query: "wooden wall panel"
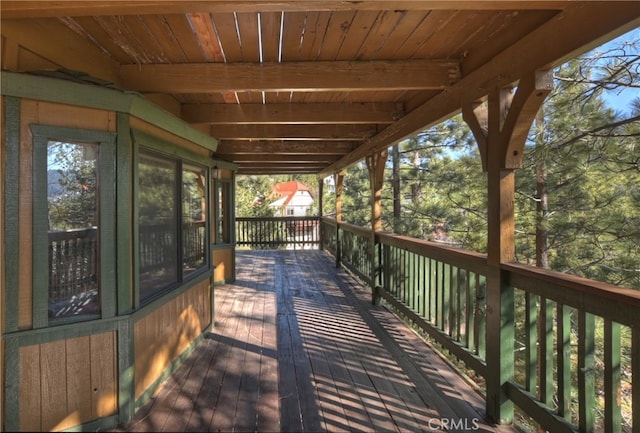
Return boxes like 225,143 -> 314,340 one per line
1,35 -> 19,70
214,248 -> 234,282
134,279 -> 211,398
65,336 -> 93,425
18,47 -> 59,71
130,116 -> 210,157
0,36 -> 58,72
90,332 -> 118,418
34,101 -> 117,132
18,345 -> 41,431
18,331 -> 118,431
40,340 -> 68,431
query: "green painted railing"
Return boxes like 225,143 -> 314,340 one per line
320,217 -> 640,433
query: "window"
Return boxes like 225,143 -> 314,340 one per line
215,180 -> 232,244
138,151 -> 208,303
32,125 -> 116,326
47,141 -> 100,319
182,163 -> 207,275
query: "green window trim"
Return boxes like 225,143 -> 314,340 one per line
132,130 -> 213,308
31,124 -> 117,328
214,178 -> 234,246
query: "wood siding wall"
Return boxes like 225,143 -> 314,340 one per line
134,279 -> 211,399
213,248 -> 234,283
19,332 -> 118,431
2,82 -> 222,431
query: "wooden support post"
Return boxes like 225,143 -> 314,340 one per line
366,149 -> 387,304
318,177 -> 324,250
334,172 -> 344,268
485,163 -> 516,424
464,70 -> 552,425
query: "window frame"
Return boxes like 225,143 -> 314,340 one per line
31,125 -> 117,328
214,178 -> 234,246
133,130 -> 213,308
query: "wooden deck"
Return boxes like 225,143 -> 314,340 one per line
110,250 -> 517,433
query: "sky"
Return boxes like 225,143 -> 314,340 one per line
595,27 -> 640,115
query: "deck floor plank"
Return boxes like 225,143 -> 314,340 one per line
109,250 -> 517,433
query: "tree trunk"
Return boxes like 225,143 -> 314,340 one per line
535,109 -> 549,269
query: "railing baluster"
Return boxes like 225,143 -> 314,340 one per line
525,292 -> 537,393
418,256 -> 427,318
449,265 -> 456,338
578,311 -> 596,433
603,319 -> 621,433
539,297 -> 554,407
411,251 -> 415,311
435,261 -> 442,328
556,303 -> 572,422
633,328 -> 639,433
467,271 -> 475,352
443,262 -> 451,335
476,274 -> 486,360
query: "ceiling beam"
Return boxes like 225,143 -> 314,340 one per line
0,1 -> 571,18
119,60 -> 460,93
217,154 -> 342,163
318,1 -> 640,178
210,124 -> 377,141
236,162 -> 327,173
183,102 -> 403,125
216,140 -> 357,155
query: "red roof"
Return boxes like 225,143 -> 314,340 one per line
271,181 -> 314,209
272,181 -> 312,197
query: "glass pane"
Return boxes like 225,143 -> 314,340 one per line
216,182 -> 230,244
182,164 -> 207,275
138,153 -> 178,301
47,141 -> 100,319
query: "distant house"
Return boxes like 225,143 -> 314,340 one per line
269,181 -> 315,216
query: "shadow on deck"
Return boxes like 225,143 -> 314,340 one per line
110,250 -> 517,433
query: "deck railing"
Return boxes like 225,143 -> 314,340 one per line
236,216 -> 320,249
50,221 -> 206,300
320,216 -> 639,433
48,227 -> 99,304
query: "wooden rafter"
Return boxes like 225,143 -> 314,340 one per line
209,124 -> 378,141
215,140 -> 357,155
0,1 -> 572,19
318,1 -> 640,178
216,154 -> 342,163
119,60 -> 461,93
182,102 -> 403,125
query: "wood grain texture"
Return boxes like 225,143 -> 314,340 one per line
110,250 -> 515,433
134,279 -> 210,399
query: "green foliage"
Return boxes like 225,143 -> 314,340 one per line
47,141 -> 98,231
235,175 -> 275,217
515,57 -> 640,289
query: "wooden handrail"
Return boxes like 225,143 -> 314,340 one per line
320,219 -> 638,433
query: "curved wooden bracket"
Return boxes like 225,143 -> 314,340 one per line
501,70 -> 553,168
462,100 -> 489,171
463,70 -> 552,171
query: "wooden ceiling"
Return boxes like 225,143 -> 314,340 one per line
2,1 -> 639,176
